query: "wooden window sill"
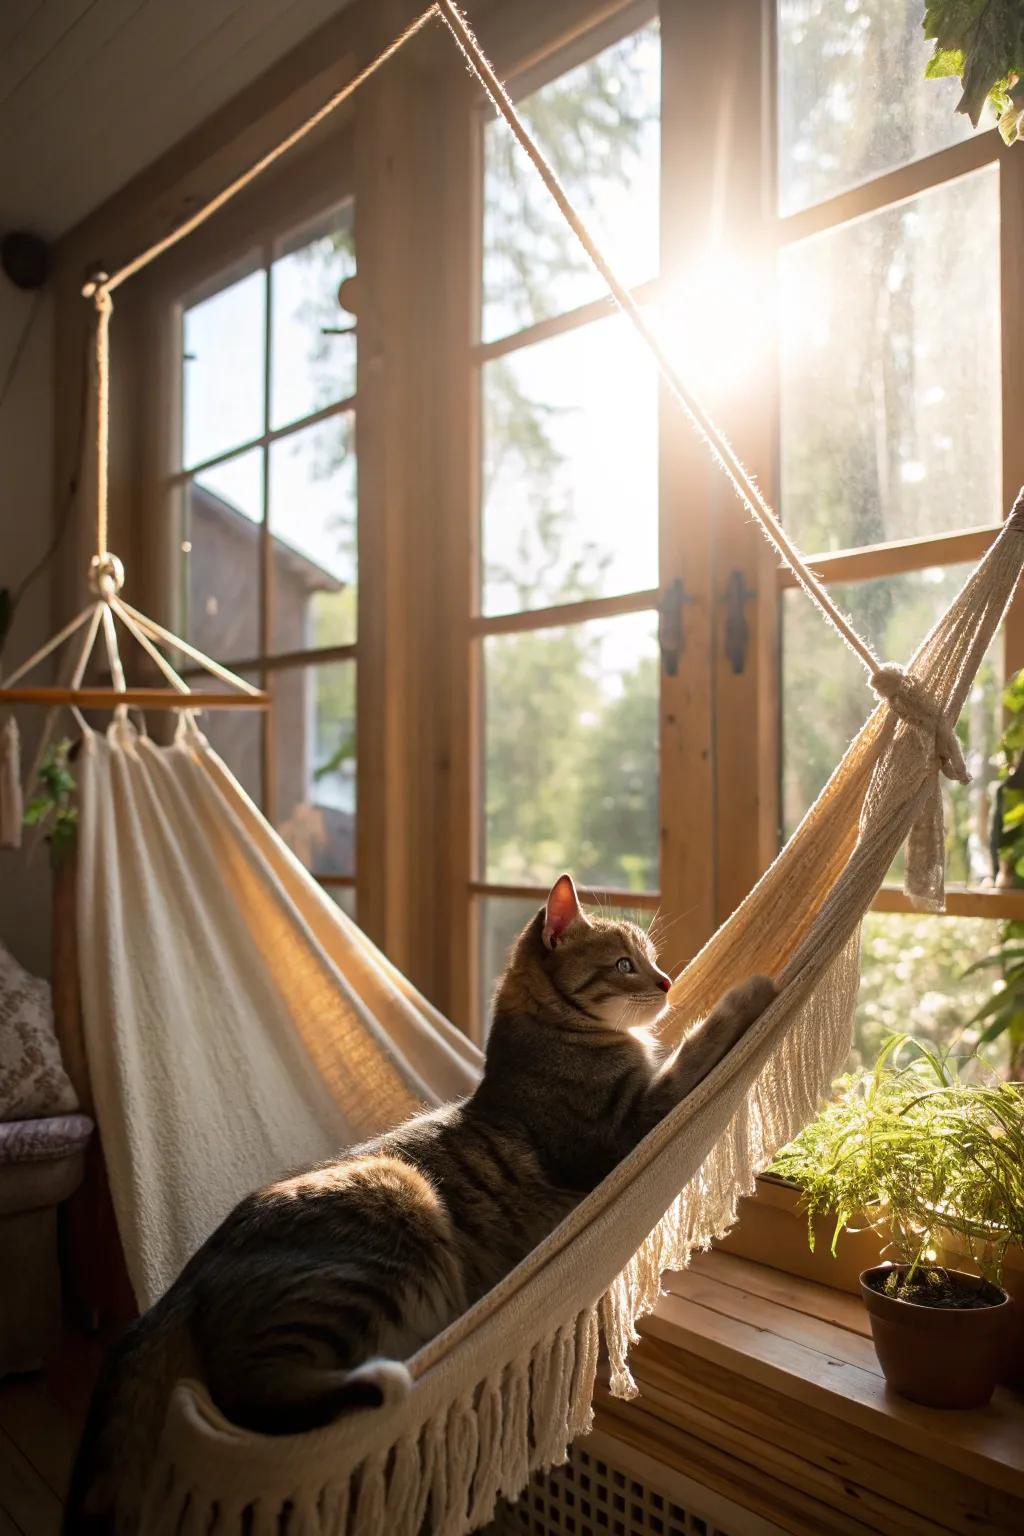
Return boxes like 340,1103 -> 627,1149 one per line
593,1252 -> 1024,1536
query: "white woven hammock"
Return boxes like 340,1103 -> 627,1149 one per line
0,2 -> 1019,1529
71,495 -> 1024,1535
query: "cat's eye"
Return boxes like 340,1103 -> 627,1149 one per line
616,957 -> 634,974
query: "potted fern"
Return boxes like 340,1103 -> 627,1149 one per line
772,1037 -> 1023,1408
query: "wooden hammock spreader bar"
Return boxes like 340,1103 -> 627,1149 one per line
0,688 -> 270,711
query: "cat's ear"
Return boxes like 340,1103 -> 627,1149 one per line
543,874 -> 588,949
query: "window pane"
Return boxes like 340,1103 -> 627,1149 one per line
183,269 -> 266,468
780,168 -> 1000,552
782,564 -> 1002,885
482,22 -> 660,342
269,415 -> 356,653
198,670 -> 264,807
855,913 -> 1008,1076
481,317 -> 658,614
326,885 -> 357,921
271,205 -> 357,431
483,613 -> 659,888
777,0 -> 980,216
184,448 -> 263,662
273,662 -> 355,876
477,894 -> 653,1037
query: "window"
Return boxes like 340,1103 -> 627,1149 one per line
461,0 -> 1023,1067
776,0 -> 983,215
174,203 -> 358,914
774,0 -> 1016,1074
472,15 -> 663,1033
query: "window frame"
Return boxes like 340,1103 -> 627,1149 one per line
769,14 -> 1024,928
131,123 -> 361,909
467,0 -> 665,1040
459,0 -> 1024,1048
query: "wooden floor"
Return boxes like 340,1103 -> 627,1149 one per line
0,1331 -> 103,1536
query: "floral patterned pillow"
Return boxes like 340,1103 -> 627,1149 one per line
0,941 -> 78,1120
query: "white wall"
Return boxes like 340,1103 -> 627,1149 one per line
0,279 -> 55,978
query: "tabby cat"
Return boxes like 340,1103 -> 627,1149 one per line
66,874 -> 774,1534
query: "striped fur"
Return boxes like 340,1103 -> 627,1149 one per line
65,875 -> 773,1534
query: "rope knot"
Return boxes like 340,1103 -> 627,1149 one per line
872,663 -> 969,784
89,552 -> 125,600
82,274 -> 113,317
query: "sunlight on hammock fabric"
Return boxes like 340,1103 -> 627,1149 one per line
72,502 -> 1024,1535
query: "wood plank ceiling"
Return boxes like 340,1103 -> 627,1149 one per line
0,0 -> 356,240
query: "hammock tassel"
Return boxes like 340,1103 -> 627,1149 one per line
349,1448 -> 388,1536
0,716 -> 23,849
905,774 -> 947,912
871,662 -> 968,912
466,1376 -> 505,1528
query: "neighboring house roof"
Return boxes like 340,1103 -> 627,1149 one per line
190,483 -> 345,594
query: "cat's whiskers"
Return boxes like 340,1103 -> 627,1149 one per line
648,903 -> 697,948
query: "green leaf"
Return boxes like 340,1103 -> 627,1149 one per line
923,0 -> 1024,127
21,797 -> 50,827
961,948 -> 1024,976
925,46 -> 965,78
967,987 -> 1018,1026
978,1013 -> 1017,1044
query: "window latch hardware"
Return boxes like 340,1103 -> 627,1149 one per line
722,569 -> 755,676
658,577 -> 695,678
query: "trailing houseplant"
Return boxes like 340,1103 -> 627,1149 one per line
772,1036 -> 1023,1406
23,738 -> 78,867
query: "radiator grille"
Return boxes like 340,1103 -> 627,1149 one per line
484,1433 -> 784,1536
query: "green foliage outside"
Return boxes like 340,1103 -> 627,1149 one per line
924,1 -> 1024,142
853,911 -> 1004,1071
481,26 -> 660,893
772,1035 -> 1024,1281
952,669 -> 1024,1079
481,30 -> 659,338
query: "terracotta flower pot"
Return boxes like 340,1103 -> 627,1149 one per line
860,1264 -> 1010,1409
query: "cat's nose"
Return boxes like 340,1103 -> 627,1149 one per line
657,976 -> 671,992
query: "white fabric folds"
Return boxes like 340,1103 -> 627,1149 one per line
75,507 -> 1024,1535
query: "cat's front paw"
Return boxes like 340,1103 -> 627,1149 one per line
724,974 -> 777,1028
